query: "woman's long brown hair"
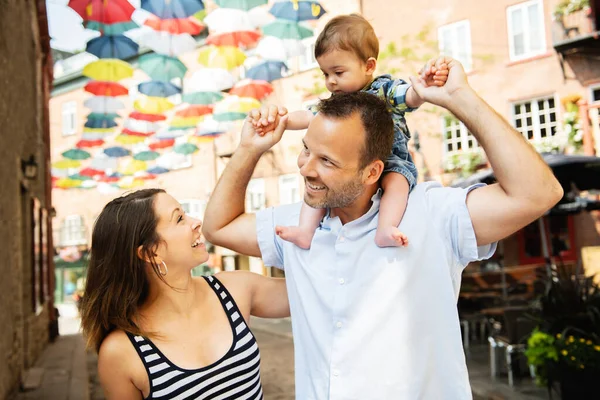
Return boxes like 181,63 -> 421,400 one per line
80,188 -> 166,352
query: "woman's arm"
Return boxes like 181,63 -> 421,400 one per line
98,331 -> 144,400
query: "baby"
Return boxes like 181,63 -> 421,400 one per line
253,14 -> 448,249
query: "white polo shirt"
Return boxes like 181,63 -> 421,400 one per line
256,182 -> 496,400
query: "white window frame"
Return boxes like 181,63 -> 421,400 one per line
246,178 -> 266,212
298,36 -> 318,71
589,83 -> 600,105
506,0 -> 546,61
180,199 -> 205,219
441,115 -> 478,155
278,174 -> 301,205
511,95 -> 559,142
62,101 -> 77,136
438,20 -> 472,72
59,214 -> 87,246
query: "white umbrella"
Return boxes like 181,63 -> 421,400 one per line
135,31 -> 197,56
255,36 -> 306,60
204,8 -> 253,34
84,96 -> 125,113
124,118 -> 162,133
187,68 -> 236,92
248,6 -> 275,28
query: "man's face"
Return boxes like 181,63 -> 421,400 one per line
297,112 -> 366,208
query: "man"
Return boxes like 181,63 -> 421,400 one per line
202,57 -> 563,399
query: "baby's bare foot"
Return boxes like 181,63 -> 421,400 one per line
375,226 -> 409,248
275,225 -> 314,249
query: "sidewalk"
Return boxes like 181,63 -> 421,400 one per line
10,304 -> 89,400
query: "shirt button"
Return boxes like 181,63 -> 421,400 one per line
336,321 -> 343,328
338,278 -> 345,285
332,369 -> 340,377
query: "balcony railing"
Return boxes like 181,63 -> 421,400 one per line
552,7 -> 598,47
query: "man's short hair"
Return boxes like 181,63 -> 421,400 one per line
318,92 -> 394,169
315,14 -> 379,62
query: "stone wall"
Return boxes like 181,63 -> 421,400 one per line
0,0 -> 52,398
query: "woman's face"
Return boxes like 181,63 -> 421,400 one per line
152,193 -> 209,271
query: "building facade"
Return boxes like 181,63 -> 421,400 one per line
0,0 -> 55,398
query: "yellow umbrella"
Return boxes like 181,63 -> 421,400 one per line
190,135 -> 216,144
170,116 -> 204,128
115,134 -> 147,145
134,96 -> 175,114
117,176 -> 145,189
214,96 -> 261,113
82,127 -> 116,134
198,45 -> 247,70
82,59 -> 134,82
52,159 -> 82,169
119,159 -> 148,175
55,177 -> 83,189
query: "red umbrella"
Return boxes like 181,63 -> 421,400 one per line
206,30 -> 261,48
122,128 -> 153,137
76,139 -> 105,148
129,111 -> 166,122
84,81 -> 129,97
145,16 -> 205,35
175,105 -> 213,118
68,0 -> 135,24
97,175 -> 120,183
79,167 -> 106,178
149,139 -> 175,150
230,79 -> 273,100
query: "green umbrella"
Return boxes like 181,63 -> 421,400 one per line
183,91 -> 224,105
67,173 -> 92,181
214,111 -> 247,122
62,148 -> 91,160
133,150 -> 160,161
262,20 -> 313,40
86,21 -> 139,35
138,54 -> 188,81
87,112 -> 120,120
168,125 -> 196,131
173,143 -> 199,155
214,0 -> 267,10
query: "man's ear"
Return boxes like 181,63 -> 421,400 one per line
365,57 -> 377,75
362,159 -> 384,185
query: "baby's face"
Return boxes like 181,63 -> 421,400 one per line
317,50 -> 373,94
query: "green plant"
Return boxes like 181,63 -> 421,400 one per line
443,150 -> 484,177
561,98 -> 584,151
554,0 -> 589,18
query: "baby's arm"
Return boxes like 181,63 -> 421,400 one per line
254,109 -> 314,134
405,58 -> 449,108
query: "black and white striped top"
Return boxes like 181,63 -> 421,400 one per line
126,275 -> 263,400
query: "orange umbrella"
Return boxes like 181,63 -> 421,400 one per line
84,81 -> 129,96
230,79 -> 273,100
129,111 -> 166,122
175,105 -> 213,118
149,139 -> 175,150
145,16 -> 205,35
206,30 -> 261,48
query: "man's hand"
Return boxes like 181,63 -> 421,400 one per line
409,56 -> 470,110
239,105 -> 288,155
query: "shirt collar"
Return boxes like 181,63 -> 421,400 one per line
320,189 -> 382,235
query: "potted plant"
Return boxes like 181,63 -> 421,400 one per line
525,267 -> 600,399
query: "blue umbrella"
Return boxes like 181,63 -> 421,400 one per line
85,118 -> 118,129
141,0 -> 204,19
86,35 -> 139,60
138,81 -> 182,98
269,1 -> 326,21
104,146 -> 131,158
246,60 -> 289,82
147,166 -> 170,174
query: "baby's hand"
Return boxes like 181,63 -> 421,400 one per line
420,57 -> 449,87
249,105 -> 288,136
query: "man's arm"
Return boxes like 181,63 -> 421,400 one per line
202,106 -> 289,256
411,57 -> 563,246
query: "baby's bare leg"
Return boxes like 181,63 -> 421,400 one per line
375,172 -> 409,248
276,201 -> 325,249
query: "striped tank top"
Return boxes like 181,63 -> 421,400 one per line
126,275 -> 264,400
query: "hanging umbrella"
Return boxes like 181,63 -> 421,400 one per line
205,30 -> 261,48
187,68 -> 235,91
79,167 -> 106,178
213,111 -> 247,122
117,176 -> 145,189
76,139 -> 105,148
136,31 -> 197,56
134,150 -> 160,161
129,111 -> 166,122
197,45 -> 247,70
84,81 -> 128,97
147,165 -> 170,174
246,60 -> 288,82
182,91 -> 224,105
134,97 -> 175,114
204,8 -> 254,33
144,16 -> 205,35
54,177 -> 83,189
62,148 -> 91,160
138,54 -> 188,81
84,96 -> 125,113
53,159 -> 82,169
255,36 -> 306,60
68,0 -> 135,24
134,171 -> 158,180
68,173 -> 92,181
84,118 -> 118,129
173,142 -> 199,155
87,112 -> 121,120
230,79 -> 273,100
269,0 -> 326,22
115,134 -> 147,145
149,139 -> 176,150
176,105 -> 213,118
124,118 -> 162,133
97,173 -> 122,183
83,59 -> 134,81
82,127 -> 115,134
104,146 -> 131,158
141,0 -> 205,19
262,19 -> 313,40
122,128 -> 153,137
215,96 -> 261,113
119,160 -> 148,175
86,35 -> 139,60
158,127 -> 188,137
170,116 -> 204,128
138,81 -> 182,98
214,0 -> 267,10
86,20 -> 139,35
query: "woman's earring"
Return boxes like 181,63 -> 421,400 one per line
158,261 -> 168,276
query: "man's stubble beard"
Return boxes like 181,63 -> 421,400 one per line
304,175 -> 365,209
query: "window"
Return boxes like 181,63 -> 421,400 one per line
180,199 -> 205,219
279,174 -> 301,205
62,101 -> 77,136
59,215 -> 87,247
518,215 -> 576,264
299,37 -> 318,71
512,96 -> 558,142
590,84 -> 600,104
507,0 -> 546,61
246,178 -> 265,211
438,20 -> 472,71
442,115 -> 478,154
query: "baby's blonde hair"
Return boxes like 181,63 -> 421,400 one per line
315,14 -> 379,62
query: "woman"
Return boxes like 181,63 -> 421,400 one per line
80,188 -> 289,399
